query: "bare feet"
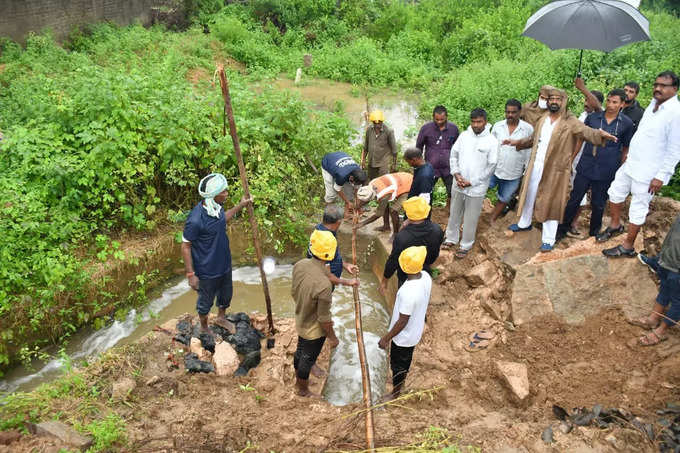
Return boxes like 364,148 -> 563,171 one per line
310,364 -> 326,378
376,224 -> 391,232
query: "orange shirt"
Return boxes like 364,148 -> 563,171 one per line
371,172 -> 413,201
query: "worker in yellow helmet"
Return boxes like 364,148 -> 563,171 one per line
361,109 -> 397,232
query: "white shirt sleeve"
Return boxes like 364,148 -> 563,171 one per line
656,115 -> 680,184
449,138 -> 462,176
397,291 -> 416,316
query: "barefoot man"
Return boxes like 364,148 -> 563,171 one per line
181,173 -> 251,333
292,230 -> 341,396
379,246 -> 432,400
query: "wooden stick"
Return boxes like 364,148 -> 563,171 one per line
352,188 -> 375,451
216,66 -> 275,335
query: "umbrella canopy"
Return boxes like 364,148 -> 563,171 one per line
523,0 -> 650,53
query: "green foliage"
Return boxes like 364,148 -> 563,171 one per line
81,412 -> 126,452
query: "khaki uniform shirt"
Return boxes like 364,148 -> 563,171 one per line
364,124 -> 397,168
292,258 -> 333,340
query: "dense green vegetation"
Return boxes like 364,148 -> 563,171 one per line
1,0 -> 679,374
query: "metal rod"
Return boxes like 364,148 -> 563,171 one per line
352,188 -> 375,451
577,49 -> 584,78
216,66 -> 275,335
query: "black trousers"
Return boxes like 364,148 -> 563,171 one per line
293,336 -> 326,380
561,172 -> 612,237
390,341 -> 415,389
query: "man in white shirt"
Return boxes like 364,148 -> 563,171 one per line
599,71 -> 680,258
489,99 -> 533,222
378,246 -> 432,400
443,108 -> 499,258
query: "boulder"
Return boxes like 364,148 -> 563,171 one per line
34,421 -> 93,451
112,377 -> 136,401
464,260 -> 498,288
213,341 -> 239,376
495,360 -> 529,401
190,337 -> 212,362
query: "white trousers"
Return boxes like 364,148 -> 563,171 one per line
607,167 -> 654,225
518,159 -> 559,246
445,191 -> 485,250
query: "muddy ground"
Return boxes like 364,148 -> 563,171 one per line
4,198 -> 680,453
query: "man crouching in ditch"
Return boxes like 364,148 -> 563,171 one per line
181,173 -> 251,334
291,230 -> 341,397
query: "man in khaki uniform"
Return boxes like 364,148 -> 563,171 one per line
506,88 -> 617,252
362,110 -> 397,230
292,229 -> 340,397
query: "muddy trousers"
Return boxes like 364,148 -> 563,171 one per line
294,336 -> 326,380
390,341 -> 415,390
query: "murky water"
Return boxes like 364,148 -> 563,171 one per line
1,234 -> 390,406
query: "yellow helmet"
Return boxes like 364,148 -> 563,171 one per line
399,246 -> 427,274
369,110 -> 385,123
309,230 -> 337,261
403,196 -> 431,221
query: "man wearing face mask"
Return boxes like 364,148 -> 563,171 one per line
505,89 -> 617,252
521,85 -> 554,127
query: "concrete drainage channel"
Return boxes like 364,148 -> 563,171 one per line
0,231 -> 393,406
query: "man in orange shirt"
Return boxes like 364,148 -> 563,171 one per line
355,172 -> 413,241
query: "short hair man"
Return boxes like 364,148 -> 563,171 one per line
361,110 -> 398,230
443,108 -> 499,258
600,71 -> 680,258
631,214 -> 680,346
292,230 -> 340,397
489,99 -> 534,222
381,196 -> 444,291
506,89 -> 617,252
307,205 -> 359,289
321,151 -> 368,216
378,246 -> 432,401
559,89 -> 634,239
355,172 -> 413,240
404,147 -> 435,206
415,105 -> 460,208
622,81 -> 645,133
181,173 -> 252,333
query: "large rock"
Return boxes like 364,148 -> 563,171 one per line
213,341 -> 239,376
511,241 -> 656,325
34,421 -> 93,451
495,361 -> 529,401
190,337 -> 212,362
464,260 -> 498,288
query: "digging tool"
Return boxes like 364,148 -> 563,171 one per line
352,188 -> 376,450
216,66 -> 275,339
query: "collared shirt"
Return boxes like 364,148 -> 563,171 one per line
622,95 -> 680,184
660,215 -> 680,273
182,202 -> 231,279
450,125 -> 499,197
307,223 -> 342,279
408,162 -> 435,204
622,100 -> 645,134
416,121 -> 460,178
578,111 -> 634,181
364,124 -> 396,168
321,152 -> 360,189
491,119 -> 534,180
292,258 -> 333,340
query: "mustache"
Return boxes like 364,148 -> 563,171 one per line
654,90 -> 662,95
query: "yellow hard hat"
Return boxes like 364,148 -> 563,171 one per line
398,246 -> 427,274
369,110 -> 385,123
403,196 -> 431,221
309,230 -> 337,261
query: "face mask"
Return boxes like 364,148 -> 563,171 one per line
538,98 -> 548,109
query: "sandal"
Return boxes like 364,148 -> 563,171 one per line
602,244 -> 637,258
628,317 -> 660,330
469,330 -> 495,342
596,225 -> 624,243
638,331 -> 668,346
464,339 -> 489,352
455,248 -> 469,259
441,242 -> 456,250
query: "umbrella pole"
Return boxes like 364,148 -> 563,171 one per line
352,188 -> 375,451
577,49 -> 584,78
217,65 -> 276,336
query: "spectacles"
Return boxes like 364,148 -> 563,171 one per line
653,82 -> 676,88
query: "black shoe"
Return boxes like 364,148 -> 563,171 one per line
596,225 -> 624,243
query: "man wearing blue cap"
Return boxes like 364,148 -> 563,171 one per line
181,173 -> 252,333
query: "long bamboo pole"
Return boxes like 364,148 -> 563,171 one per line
352,188 -> 375,451
217,66 -> 275,335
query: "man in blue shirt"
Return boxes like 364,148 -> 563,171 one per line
559,89 -> 634,239
181,173 -> 251,333
307,205 -> 359,289
404,147 -> 435,206
321,151 -> 367,216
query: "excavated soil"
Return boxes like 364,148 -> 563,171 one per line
4,200 -> 680,452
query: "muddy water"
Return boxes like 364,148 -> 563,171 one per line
1,234 -> 390,406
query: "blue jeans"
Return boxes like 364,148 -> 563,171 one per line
488,174 -> 521,204
647,256 -> 680,326
196,272 -> 233,316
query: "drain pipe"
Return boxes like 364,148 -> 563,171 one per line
217,66 -> 276,339
352,189 -> 376,450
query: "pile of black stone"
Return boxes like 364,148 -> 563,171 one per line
543,403 -> 680,451
174,313 -> 264,376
